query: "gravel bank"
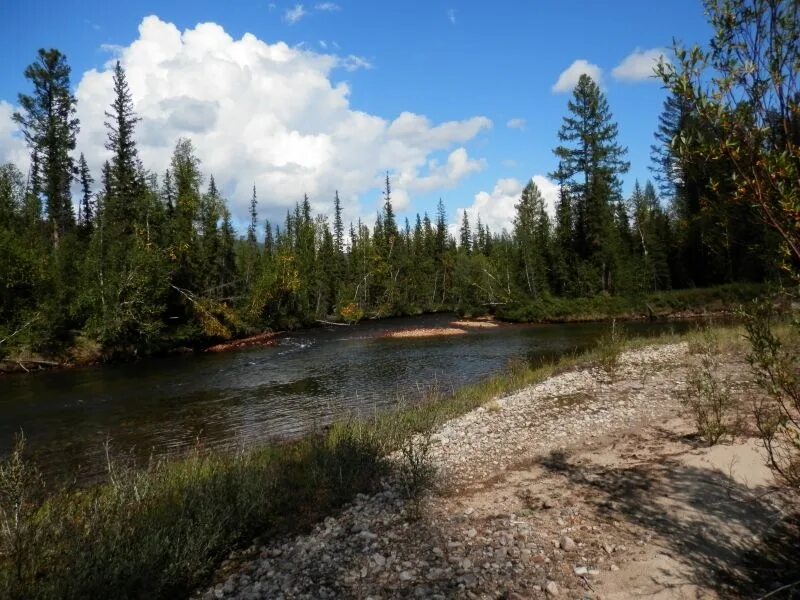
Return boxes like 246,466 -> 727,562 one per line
199,342 -> 782,600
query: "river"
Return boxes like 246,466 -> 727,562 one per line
0,314 -> 699,482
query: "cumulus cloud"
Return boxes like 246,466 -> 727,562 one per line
0,101 -> 28,168
399,147 -> 486,194
506,118 -> 525,131
65,16 -> 490,226
552,59 -> 602,93
611,47 -> 669,82
453,175 -> 558,235
284,5 -> 307,24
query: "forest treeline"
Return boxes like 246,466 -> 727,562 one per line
0,42 -> 783,360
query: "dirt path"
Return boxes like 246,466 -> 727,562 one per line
200,343 -> 792,600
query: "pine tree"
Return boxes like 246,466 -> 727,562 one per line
104,61 -> 141,231
514,180 -> 550,297
333,190 -> 344,253
78,153 -> 94,228
13,49 -> 79,246
460,210 -> 471,253
247,185 -> 258,245
382,173 -> 397,243
435,199 -> 447,255
552,74 -> 630,292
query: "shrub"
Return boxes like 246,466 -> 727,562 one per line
596,319 -> 626,378
684,329 -> 738,445
744,297 -> 800,488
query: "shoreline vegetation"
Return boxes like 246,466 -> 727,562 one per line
0,282 -> 767,375
0,323 -> 750,599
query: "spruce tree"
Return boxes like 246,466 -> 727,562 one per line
552,74 -> 629,292
78,153 -> 94,228
460,210 -> 471,253
247,185 -> 258,245
104,61 -> 141,230
333,190 -> 344,253
13,49 -> 79,246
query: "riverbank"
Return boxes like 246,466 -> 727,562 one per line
199,332 -> 796,600
2,325 -> 796,598
0,283 -> 765,375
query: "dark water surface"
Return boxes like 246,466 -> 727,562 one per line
0,314 -> 700,481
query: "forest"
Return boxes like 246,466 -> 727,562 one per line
0,15 -> 790,362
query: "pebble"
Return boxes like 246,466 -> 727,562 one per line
545,580 -> 560,596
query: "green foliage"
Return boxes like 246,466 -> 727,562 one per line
744,296 -> 800,488
0,44 -> 786,364
658,0 -> 799,276
685,329 -> 739,445
595,319 -> 626,378
0,427 -> 387,600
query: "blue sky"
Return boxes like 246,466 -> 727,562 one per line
0,1 -> 713,232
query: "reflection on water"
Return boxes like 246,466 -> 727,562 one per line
0,314 -> 699,481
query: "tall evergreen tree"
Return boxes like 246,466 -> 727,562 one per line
552,74 -> 630,292
514,180 -> 550,297
13,49 -> 79,246
104,61 -> 141,231
78,153 -> 94,228
382,173 -> 397,242
247,185 -> 258,245
333,190 -> 344,253
460,210 -> 472,253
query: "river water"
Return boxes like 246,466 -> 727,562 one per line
0,314 -> 699,482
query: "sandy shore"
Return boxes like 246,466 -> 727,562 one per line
382,327 -> 468,339
200,343 -> 794,599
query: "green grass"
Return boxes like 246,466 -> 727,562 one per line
0,321 -> 747,600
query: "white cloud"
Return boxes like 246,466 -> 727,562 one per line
315,2 -> 341,11
447,9 -> 456,24
0,102 -> 28,169
65,16 -> 490,227
318,40 -> 327,49
453,175 -> 558,235
399,147 -> 486,194
552,59 -> 602,93
506,118 -> 525,131
284,5 -> 307,24
531,175 -> 558,217
611,47 -> 669,82
339,54 -> 372,71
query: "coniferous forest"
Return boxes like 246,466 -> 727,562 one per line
0,42 -> 785,363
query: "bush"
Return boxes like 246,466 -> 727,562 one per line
596,320 -> 626,378
0,426 -> 388,600
684,329 -> 738,445
744,297 -> 800,488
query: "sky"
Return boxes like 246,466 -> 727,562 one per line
0,0 -> 713,234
